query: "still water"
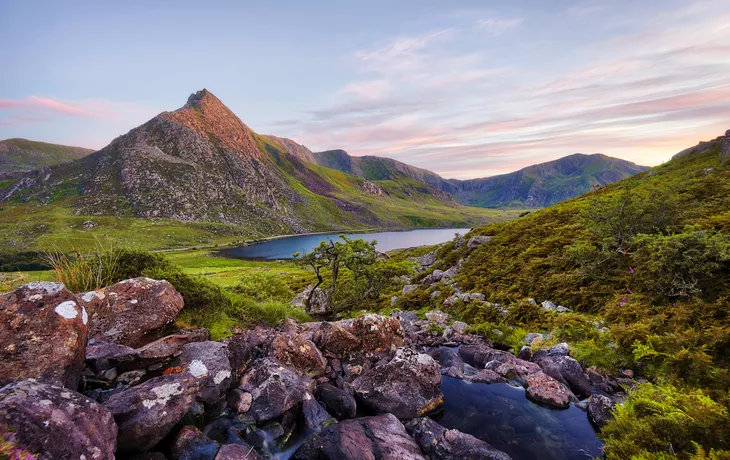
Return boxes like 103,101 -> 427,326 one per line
218,228 -> 472,260
435,377 -> 604,460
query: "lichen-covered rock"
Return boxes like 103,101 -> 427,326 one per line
82,277 -> 184,348
467,235 -> 492,250
270,332 -> 327,377
524,371 -> 574,409
235,358 -> 315,423
352,348 -> 443,420
302,392 -> 336,431
104,373 -> 203,453
470,369 -> 505,384
0,380 -> 117,460
402,284 -> 419,295
169,341 -> 232,406
350,314 -> 404,357
316,383 -> 357,420
170,425 -> 220,460
291,285 -> 331,315
425,310 -> 449,324
226,325 -> 274,381
533,354 -> 591,399
292,414 -> 425,460
313,322 -> 361,357
588,394 -> 616,428
406,417 -> 511,460
0,282 -> 87,388
214,444 -> 261,460
85,339 -> 138,373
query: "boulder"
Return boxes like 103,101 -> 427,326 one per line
170,425 -> 220,460
302,392 -> 336,431
0,282 -> 87,389
402,284 -> 420,295
533,354 -> 591,399
313,322 -> 361,357
524,371 -> 574,409
467,235 -> 492,250
104,373 -> 202,453
0,380 -> 117,460
588,394 -> 616,428
85,340 -> 138,373
406,417 -> 511,460
292,414 -> 425,460
352,348 -> 443,420
470,369 -> 505,384
270,332 -> 327,377
214,444 -> 260,460
425,310 -> 449,324
82,277 -> 184,348
350,314 -> 404,357
415,252 -> 437,268
235,358 -> 314,423
226,326 -> 274,381
291,285 -> 330,315
316,383 -> 357,420
170,341 -> 232,406
451,321 -> 468,334
540,300 -> 571,313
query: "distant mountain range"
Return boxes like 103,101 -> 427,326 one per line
0,139 -> 93,174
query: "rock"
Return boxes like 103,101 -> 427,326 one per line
540,300 -> 571,313
316,383 -> 357,420
226,326 -> 274,381
214,444 -> 260,460
533,354 -> 591,398
350,314 -> 404,357
425,310 -> 449,324
521,332 -> 550,346
517,346 -> 531,361
402,284 -> 419,295
422,270 -> 445,286
136,329 -> 210,363
170,341 -> 232,405
0,282 -> 87,388
442,264 -> 460,279
588,394 -> 616,428
104,373 -> 202,453
524,371 -> 574,408
416,252 -> 437,268
116,369 -> 147,386
352,348 -> 443,419
82,277 -> 184,348
292,414 -> 425,460
0,380 -> 117,460
226,389 -> 253,413
450,321 -> 467,334
170,425 -> 220,460
269,332 -> 327,377
302,392 -> 336,431
313,322 -> 361,357
291,285 -> 330,315
467,235 -> 492,250
235,358 -> 314,423
470,369 -> 505,384
86,340 -> 138,373
550,342 -> 570,356
406,417 -> 511,460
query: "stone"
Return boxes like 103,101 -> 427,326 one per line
116,369 -> 147,386
350,314 -> 404,357
467,235 -> 492,250
470,369 -> 505,384
517,346 -> 531,361
406,417 -> 511,460
313,322 -> 361,357
170,425 -> 220,460
402,284 -> 419,295
269,332 -> 327,377
302,392 -> 336,431
316,383 -> 357,420
170,341 -> 232,405
226,326 -> 275,381
550,342 -> 570,356
540,300 -> 571,313
588,394 -> 616,428
235,358 -> 314,423
104,373 -> 202,453
416,252 -> 437,268
352,348 -> 443,420
0,380 -> 117,460
524,371 -> 574,408
533,354 -> 591,399
82,277 -> 184,348
0,282 -> 87,388
291,285 -> 330,315
227,389 -> 253,413
214,444 -> 260,460
86,340 -> 138,373
451,321 -> 467,334
292,414 -> 425,460
425,310 -> 449,324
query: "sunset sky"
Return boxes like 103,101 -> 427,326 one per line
1,0 -> 729,179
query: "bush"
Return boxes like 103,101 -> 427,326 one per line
602,383 -> 730,460
232,271 -> 294,302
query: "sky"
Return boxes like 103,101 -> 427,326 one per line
1,0 -> 729,179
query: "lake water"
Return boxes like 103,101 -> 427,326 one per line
435,377 -> 604,460
218,228 -> 472,260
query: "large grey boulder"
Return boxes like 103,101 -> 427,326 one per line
170,341 -> 232,406
467,235 -> 491,250
406,417 -> 511,460
0,380 -> 117,460
588,394 -> 616,428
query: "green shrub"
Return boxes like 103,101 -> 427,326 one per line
601,383 -> 730,460
232,271 -> 294,302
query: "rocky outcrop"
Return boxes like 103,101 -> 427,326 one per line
292,414 -> 425,460
291,285 -> 331,315
0,380 -> 117,460
406,417 -> 511,460
312,322 -> 361,357
350,314 -> 404,357
82,277 -> 184,348
270,332 -> 327,377
234,358 -> 315,422
104,373 -> 202,453
352,348 -> 443,419
0,282 -> 87,388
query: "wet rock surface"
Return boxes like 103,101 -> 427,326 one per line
0,282 -> 87,388
407,417 -> 511,460
0,380 -> 117,460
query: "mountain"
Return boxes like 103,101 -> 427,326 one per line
0,90 -> 506,250
0,138 -> 93,174
273,145 -> 648,208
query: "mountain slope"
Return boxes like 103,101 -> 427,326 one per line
273,144 -> 648,208
0,90 -> 508,250
0,138 -> 93,173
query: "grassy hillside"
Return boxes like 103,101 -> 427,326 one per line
0,138 -> 93,173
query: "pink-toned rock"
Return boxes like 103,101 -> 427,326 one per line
270,332 -> 327,377
313,322 -> 361,357
81,277 -> 184,348
0,282 -> 87,388
215,443 -> 261,460
524,371 -> 574,408
351,314 -> 404,357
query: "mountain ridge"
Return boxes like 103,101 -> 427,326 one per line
0,138 -> 94,174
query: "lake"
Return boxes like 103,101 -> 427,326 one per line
218,228 -> 472,260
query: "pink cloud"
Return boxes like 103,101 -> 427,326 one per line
0,96 -> 117,124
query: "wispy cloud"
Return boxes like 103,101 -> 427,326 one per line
475,17 -> 523,35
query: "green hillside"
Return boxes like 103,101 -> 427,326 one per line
0,138 -> 93,173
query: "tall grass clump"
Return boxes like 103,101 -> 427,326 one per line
44,242 -> 124,293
